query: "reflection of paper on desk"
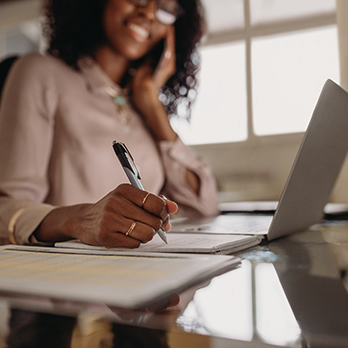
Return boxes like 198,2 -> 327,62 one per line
0,245 -> 240,310
55,233 -> 262,255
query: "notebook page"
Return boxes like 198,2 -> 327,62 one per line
55,233 -> 262,254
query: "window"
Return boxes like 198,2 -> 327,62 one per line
252,26 -> 339,136
172,0 -> 338,145
171,41 -> 247,145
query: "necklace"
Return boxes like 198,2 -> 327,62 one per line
105,86 -> 131,134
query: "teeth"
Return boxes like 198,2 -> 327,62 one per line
128,23 -> 149,39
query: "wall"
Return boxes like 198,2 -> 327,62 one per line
0,0 -> 41,59
193,135 -> 303,202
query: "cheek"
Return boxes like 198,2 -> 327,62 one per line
103,5 -> 117,37
103,0 -> 132,34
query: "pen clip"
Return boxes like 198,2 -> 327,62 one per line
119,142 -> 142,180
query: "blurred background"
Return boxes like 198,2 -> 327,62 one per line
1,0 -> 347,204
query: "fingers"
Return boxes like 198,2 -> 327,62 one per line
100,217 -> 161,249
143,293 -> 181,313
141,192 -> 151,208
123,219 -> 155,244
164,26 -> 176,72
117,188 -> 178,240
115,185 -> 167,227
158,195 -> 178,231
136,192 -> 177,233
153,26 -> 176,84
140,191 -> 168,221
167,293 -> 180,308
115,184 -> 170,221
166,25 -> 176,55
91,184 -> 177,248
163,196 -> 179,215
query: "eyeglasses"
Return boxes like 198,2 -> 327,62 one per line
127,0 -> 184,25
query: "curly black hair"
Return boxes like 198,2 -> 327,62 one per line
43,0 -> 206,119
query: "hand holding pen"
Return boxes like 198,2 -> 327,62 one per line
34,142 -> 177,248
113,141 -> 176,244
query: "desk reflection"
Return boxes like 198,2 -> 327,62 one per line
6,310 -> 170,348
175,228 -> 348,347
178,257 -> 303,347
269,230 -> 348,348
7,310 -> 76,348
1,227 -> 348,348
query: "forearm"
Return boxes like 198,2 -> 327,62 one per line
145,106 -> 177,142
132,81 -> 176,141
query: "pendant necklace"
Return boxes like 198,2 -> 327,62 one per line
105,86 -> 131,134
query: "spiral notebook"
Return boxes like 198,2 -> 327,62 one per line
55,233 -> 262,255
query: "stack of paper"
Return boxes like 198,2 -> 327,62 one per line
0,245 -> 240,310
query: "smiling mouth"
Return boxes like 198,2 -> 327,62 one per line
128,23 -> 150,40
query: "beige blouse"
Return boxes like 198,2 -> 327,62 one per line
0,54 -> 218,245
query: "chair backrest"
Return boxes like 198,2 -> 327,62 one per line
0,56 -> 19,100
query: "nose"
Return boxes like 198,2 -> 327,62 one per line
137,0 -> 156,21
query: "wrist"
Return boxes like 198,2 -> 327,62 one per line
147,109 -> 177,141
34,204 -> 89,243
132,89 -> 177,142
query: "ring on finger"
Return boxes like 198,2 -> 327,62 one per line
142,192 -> 151,208
125,221 -> 136,237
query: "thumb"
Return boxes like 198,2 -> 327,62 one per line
162,196 -> 178,215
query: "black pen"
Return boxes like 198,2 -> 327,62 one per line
112,141 -> 168,244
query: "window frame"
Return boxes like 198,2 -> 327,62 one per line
191,0 -> 338,201
199,0 -> 337,144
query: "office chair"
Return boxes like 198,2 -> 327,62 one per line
0,55 -> 18,99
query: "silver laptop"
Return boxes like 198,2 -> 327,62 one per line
171,79 -> 348,241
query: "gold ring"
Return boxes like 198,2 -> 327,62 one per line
125,221 -> 136,237
142,192 -> 150,208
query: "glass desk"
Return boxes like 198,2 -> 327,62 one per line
1,222 -> 348,348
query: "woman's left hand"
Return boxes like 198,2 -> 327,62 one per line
152,25 -> 176,87
132,26 -> 176,94
130,26 -> 177,142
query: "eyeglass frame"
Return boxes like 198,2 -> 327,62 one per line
126,0 -> 184,25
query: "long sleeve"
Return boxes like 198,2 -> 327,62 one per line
159,138 -> 219,217
0,55 -> 58,244
0,54 -> 219,246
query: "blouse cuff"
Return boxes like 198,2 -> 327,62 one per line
158,138 -> 219,217
158,137 -> 201,171
14,203 -> 56,246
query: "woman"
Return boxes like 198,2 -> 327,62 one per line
0,0 -> 218,248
